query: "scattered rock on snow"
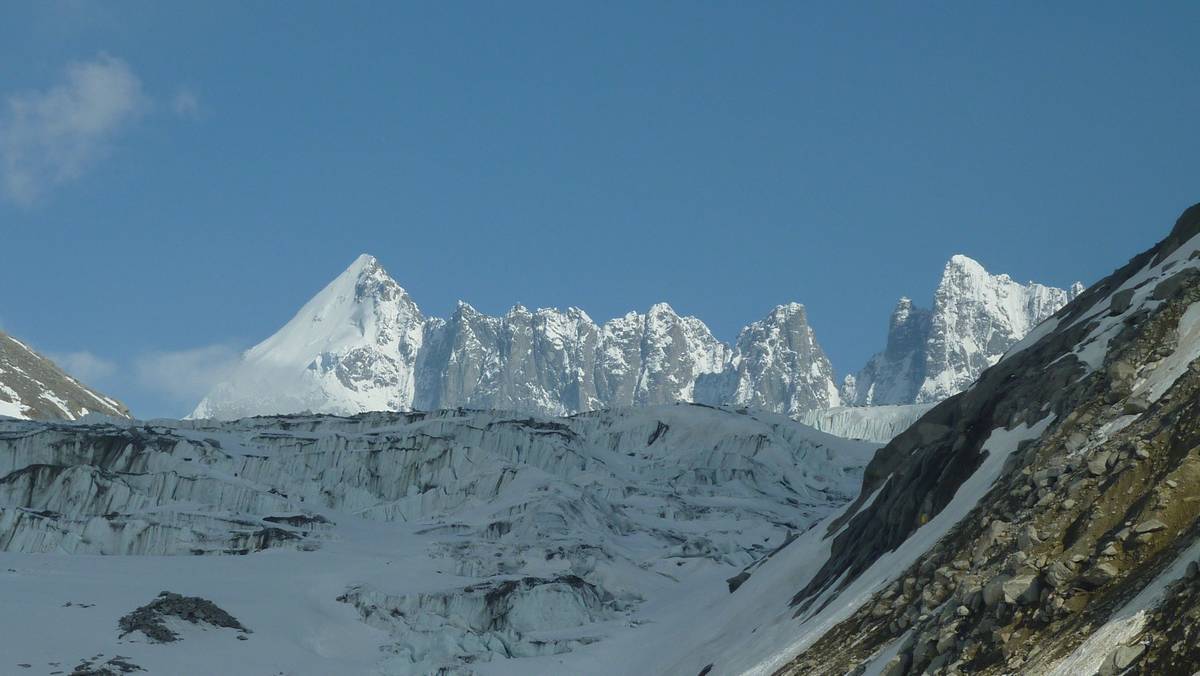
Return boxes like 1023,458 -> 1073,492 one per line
117,592 -> 248,643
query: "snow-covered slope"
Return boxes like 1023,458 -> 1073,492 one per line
193,256 -> 840,419
843,255 -> 1082,406
0,330 -> 129,421
0,404 -> 876,674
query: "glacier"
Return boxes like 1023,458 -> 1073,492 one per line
0,404 -> 877,674
797,403 -> 934,443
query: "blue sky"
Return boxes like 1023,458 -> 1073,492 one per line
1,2 -> 1197,418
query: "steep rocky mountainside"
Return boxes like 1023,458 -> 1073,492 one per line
0,405 -> 875,674
0,330 -> 129,421
654,203 -> 1200,676
192,255 -> 840,420
844,255 -> 1082,406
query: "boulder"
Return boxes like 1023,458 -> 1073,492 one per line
1017,525 -> 1042,551
974,520 -> 1010,561
726,571 -> 751,593
1108,289 -> 1135,316
1080,562 -> 1119,589
1133,519 -> 1167,534
1099,643 -> 1146,675
1123,397 -> 1150,415
1002,574 -> 1041,605
982,577 -> 1007,608
1044,560 -> 1074,590
879,653 -> 911,676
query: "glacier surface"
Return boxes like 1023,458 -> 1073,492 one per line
0,404 -> 876,674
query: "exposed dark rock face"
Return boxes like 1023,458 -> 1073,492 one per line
68,655 -> 144,676
118,591 -> 248,643
0,331 -> 129,421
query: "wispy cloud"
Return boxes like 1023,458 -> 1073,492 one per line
49,350 -> 117,384
133,344 -> 242,404
170,87 -> 201,119
0,54 -> 146,205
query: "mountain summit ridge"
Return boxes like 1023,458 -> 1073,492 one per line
192,257 -> 840,419
843,253 -> 1083,406
194,252 -> 1077,420
0,330 -> 129,421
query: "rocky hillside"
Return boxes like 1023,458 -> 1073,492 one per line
652,203 -> 1200,676
192,255 -> 840,420
0,330 -> 129,421
844,255 -> 1082,406
0,404 -> 875,674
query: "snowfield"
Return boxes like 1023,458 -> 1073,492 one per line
0,404 -> 876,675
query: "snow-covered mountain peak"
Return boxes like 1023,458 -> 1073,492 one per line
646,301 -> 680,318
243,254 -> 422,366
197,249 -> 1080,421
889,296 -> 919,328
561,305 -> 593,323
505,303 -> 532,318
765,301 -> 807,320
452,299 -> 482,316
844,254 -> 1081,406
697,301 -> 840,416
945,252 -> 987,273
193,260 -> 845,419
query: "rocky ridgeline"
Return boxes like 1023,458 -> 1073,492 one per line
773,203 -> 1200,675
192,251 -> 1074,424
843,256 -> 1082,407
0,330 -> 129,421
192,256 -> 841,420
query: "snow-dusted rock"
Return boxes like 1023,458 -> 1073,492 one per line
193,256 -> 840,420
843,255 -> 1081,406
697,303 -> 840,416
0,330 -> 129,421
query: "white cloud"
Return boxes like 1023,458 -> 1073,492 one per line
170,87 -> 201,119
134,344 -> 242,404
0,53 -> 146,205
49,350 -> 117,383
